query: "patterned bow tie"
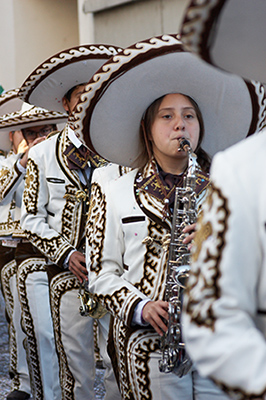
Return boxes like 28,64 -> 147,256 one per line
63,143 -> 90,170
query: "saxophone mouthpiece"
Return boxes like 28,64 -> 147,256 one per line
178,138 -> 190,152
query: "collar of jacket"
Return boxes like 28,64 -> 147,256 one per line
134,159 -> 210,231
56,126 -> 108,187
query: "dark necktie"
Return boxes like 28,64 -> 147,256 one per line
63,143 -> 90,170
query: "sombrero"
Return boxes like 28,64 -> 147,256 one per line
18,44 -> 123,113
0,89 -> 25,151
0,103 -> 68,132
71,34 -> 266,168
180,0 -> 266,84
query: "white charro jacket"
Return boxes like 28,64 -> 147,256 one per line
183,130 -> 266,399
20,125 -> 122,267
87,159 -> 210,328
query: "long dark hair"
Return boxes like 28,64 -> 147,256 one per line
138,94 -> 211,173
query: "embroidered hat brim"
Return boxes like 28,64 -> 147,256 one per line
18,44 -> 123,113
72,34 -> 265,168
0,105 -> 68,132
180,0 -> 266,83
0,89 -> 25,151
0,88 -> 23,116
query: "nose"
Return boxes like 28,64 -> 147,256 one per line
174,116 -> 185,131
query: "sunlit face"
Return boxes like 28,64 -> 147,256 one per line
62,84 -> 87,114
150,93 -> 200,164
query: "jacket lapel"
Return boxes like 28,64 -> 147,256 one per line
134,159 -> 210,232
134,161 -> 172,231
56,125 -> 85,189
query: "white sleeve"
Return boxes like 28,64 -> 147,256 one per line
86,177 -> 149,327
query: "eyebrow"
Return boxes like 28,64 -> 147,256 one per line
158,106 -> 196,112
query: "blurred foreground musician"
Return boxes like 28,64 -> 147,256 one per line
180,1 -> 266,398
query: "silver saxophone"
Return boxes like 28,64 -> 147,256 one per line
158,138 -> 197,377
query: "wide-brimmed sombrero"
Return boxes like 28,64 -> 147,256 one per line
71,34 -> 266,168
0,104 -> 68,132
180,0 -> 266,84
18,44 -> 123,113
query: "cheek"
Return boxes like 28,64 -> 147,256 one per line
190,126 -> 200,150
151,132 -> 165,150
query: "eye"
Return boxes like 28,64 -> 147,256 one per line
41,127 -> 53,135
25,131 -> 35,137
162,113 -> 172,119
184,113 -> 195,119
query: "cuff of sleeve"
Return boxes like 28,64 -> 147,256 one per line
132,299 -> 151,326
63,249 -> 76,269
16,159 -> 26,175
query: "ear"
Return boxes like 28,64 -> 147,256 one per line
9,131 -> 13,142
62,97 -> 70,113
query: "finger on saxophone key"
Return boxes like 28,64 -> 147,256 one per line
182,223 -> 196,244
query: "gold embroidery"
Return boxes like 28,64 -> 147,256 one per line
185,185 -> 230,331
23,158 -> 40,215
192,217 -> 213,262
0,168 -> 9,180
86,182 -> 106,276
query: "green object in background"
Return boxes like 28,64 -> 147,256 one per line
0,85 -> 4,95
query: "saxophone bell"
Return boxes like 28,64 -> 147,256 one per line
78,280 -> 107,319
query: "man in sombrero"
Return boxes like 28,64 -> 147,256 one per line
180,1 -> 266,399
19,44 -> 123,400
0,101 -> 67,400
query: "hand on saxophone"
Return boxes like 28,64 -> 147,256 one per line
68,251 -> 88,283
142,300 -> 169,336
182,223 -> 196,251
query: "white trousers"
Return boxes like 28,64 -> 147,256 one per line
117,326 -> 230,400
50,270 -> 121,400
17,257 -> 61,400
1,258 -> 31,395
140,352 -> 231,400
